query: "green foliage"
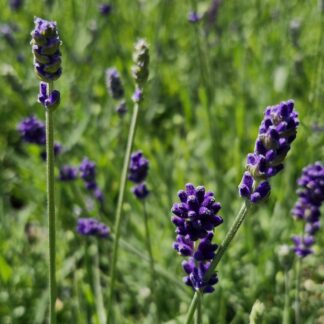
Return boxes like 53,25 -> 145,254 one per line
0,0 -> 323,323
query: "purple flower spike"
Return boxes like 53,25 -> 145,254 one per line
291,162 -> 324,258
239,100 -> 299,203
106,67 -> 124,100
17,116 -> 45,145
59,166 -> 78,181
31,17 -> 62,83
171,184 -> 222,293
76,218 -> 110,238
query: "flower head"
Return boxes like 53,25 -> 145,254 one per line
17,116 -> 45,145
172,184 -> 223,293
31,17 -> 62,82
239,100 -> 299,203
128,151 -> 149,184
76,218 -> 110,238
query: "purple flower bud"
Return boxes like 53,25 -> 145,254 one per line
116,100 -> 127,116
99,3 -> 112,16
132,88 -> 143,103
188,11 -> 201,23
9,0 -> 23,11
132,183 -> 149,200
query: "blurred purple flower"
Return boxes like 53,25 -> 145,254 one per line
59,166 -> 78,181
291,162 -> 324,258
99,3 -> 112,16
17,116 -> 45,145
76,218 -> 110,238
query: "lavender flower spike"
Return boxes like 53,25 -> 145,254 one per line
77,218 -> 110,238
291,162 -> 324,258
31,17 -> 62,82
239,100 -> 299,203
171,184 -> 223,293
132,39 -> 150,89
106,67 -> 124,100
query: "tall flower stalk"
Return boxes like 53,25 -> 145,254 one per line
290,162 -> 324,323
107,39 -> 150,323
184,100 -> 299,323
31,17 -> 62,324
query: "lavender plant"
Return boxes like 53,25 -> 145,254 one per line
290,162 -> 324,323
107,39 -> 150,323
184,100 -> 299,323
31,17 -> 62,324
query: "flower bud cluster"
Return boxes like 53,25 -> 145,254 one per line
239,100 -> 299,203
171,184 -> 223,293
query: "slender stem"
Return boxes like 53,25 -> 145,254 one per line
143,201 -> 159,321
106,101 -> 140,323
195,292 -> 202,324
93,242 -> 106,324
283,269 -> 290,324
295,257 -> 302,324
46,81 -> 56,324
185,201 -> 251,324
186,293 -> 199,324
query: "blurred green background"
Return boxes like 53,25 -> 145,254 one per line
0,0 -> 323,323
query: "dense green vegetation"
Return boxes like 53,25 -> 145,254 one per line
0,0 -> 323,323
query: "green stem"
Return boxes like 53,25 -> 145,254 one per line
185,201 -> 251,324
93,242 -> 106,324
143,201 -> 159,321
195,292 -> 202,324
106,101 -> 140,323
295,257 -> 302,324
283,269 -> 290,324
46,81 -> 56,324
